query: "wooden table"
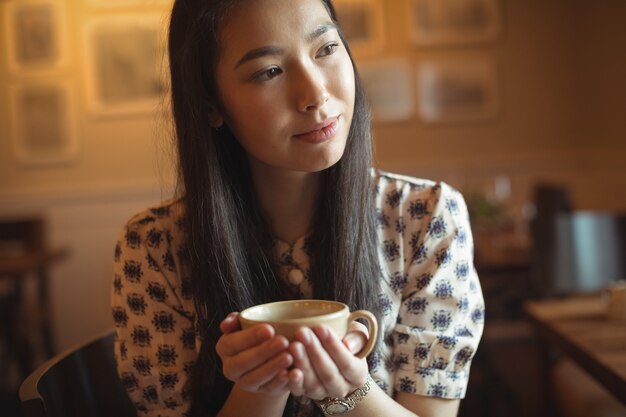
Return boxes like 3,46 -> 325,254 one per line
0,247 -> 68,278
525,296 -> 626,405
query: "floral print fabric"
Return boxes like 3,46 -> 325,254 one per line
111,170 -> 485,416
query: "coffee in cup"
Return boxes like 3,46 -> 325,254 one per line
239,299 -> 378,358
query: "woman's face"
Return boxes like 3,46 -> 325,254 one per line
214,0 -> 355,176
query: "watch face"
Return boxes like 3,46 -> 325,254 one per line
326,401 -> 350,415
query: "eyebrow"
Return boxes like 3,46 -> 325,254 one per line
307,22 -> 338,43
234,22 -> 339,69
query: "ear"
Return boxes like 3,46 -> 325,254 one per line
208,105 -> 223,128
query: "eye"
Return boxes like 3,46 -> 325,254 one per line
317,42 -> 339,58
252,66 -> 283,82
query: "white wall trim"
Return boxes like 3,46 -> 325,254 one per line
0,180 -> 177,214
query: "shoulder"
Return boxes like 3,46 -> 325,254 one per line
123,198 -> 185,237
114,198 -> 193,310
116,198 -> 186,262
373,169 -> 467,215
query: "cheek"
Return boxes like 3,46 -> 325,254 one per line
223,93 -> 279,138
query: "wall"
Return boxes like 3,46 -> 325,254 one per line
0,0 -> 176,351
363,0 -> 626,211
1,0 -> 625,353
0,1 -> 177,196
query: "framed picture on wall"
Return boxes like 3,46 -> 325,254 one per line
3,0 -> 68,74
416,59 -> 500,124
83,14 -> 169,117
409,0 -> 501,46
333,0 -> 385,56
359,59 -> 415,123
8,82 -> 79,165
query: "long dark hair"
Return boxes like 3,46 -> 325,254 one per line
168,1 -> 381,415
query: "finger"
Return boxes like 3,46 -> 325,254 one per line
223,335 -> 289,381
302,326 -> 348,398
260,369 -> 290,396
348,320 -> 369,338
287,367 -> 305,397
216,323 -> 274,357
219,312 -> 241,334
342,321 -> 369,355
319,326 -> 367,385
290,340 -> 314,380
290,338 -> 326,400
239,351 -> 293,391
290,341 -> 322,398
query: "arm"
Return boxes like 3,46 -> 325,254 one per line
326,382 -> 460,417
286,324 -> 461,417
111,220 -> 197,416
286,181 -> 483,417
215,313 -> 293,417
286,324 -> 420,417
396,394 -> 459,417
113,211 -> 296,417
389,182 -> 482,416
217,385 -> 289,417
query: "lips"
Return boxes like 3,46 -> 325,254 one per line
293,116 -> 340,144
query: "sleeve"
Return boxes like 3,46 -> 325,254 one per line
111,216 -> 197,417
392,183 -> 485,399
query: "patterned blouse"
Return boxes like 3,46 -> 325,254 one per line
111,170 -> 485,416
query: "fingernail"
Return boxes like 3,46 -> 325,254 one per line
300,328 -> 312,345
296,341 -> 306,356
282,353 -> 293,367
346,338 -> 357,352
272,337 -> 287,350
256,326 -> 270,340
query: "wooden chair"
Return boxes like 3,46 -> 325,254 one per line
19,329 -> 136,417
528,184 -> 572,297
0,216 -> 58,391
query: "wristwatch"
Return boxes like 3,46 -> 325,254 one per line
315,375 -> 374,415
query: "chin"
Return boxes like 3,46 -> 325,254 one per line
302,153 -> 344,173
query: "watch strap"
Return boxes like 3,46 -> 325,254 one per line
315,374 -> 374,415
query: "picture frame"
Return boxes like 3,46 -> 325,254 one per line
3,0 -> 68,74
416,59 -> 500,124
8,81 -> 79,166
359,59 -> 415,123
83,14 -> 170,117
409,0 -> 501,46
333,0 -> 385,56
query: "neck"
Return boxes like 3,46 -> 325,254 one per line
249,163 -> 320,245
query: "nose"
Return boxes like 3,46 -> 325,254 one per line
295,65 -> 329,113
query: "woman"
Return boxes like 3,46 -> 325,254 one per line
111,0 -> 484,416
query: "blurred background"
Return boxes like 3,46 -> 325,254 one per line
1,0 -> 625,416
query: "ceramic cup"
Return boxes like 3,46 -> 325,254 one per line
605,281 -> 626,321
239,299 -> 378,358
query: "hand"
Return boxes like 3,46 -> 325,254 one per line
287,321 -> 370,400
215,312 -> 293,397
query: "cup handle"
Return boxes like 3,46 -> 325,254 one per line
348,310 -> 379,359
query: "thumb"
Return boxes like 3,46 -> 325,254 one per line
219,312 -> 241,334
343,330 -> 368,355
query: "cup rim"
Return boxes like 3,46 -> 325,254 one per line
240,299 -> 348,323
